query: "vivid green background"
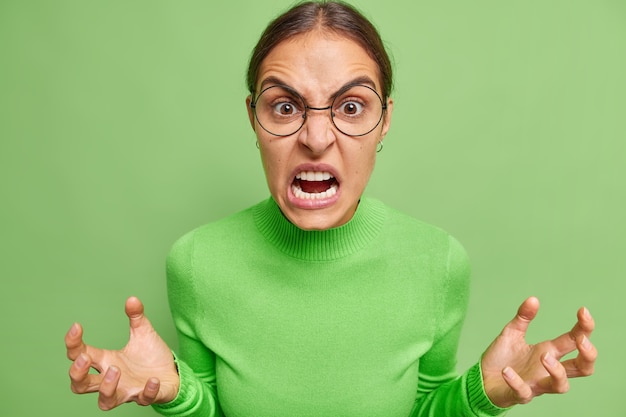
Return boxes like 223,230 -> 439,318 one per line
1,1 -> 624,416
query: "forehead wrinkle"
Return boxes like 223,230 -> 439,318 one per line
256,33 -> 382,102
258,75 -> 380,106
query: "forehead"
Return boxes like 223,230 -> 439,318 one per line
256,31 -> 382,97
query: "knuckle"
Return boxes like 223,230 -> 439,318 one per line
98,400 -> 113,411
138,391 -> 157,406
66,346 -> 80,360
581,366 -> 595,376
70,383 -> 84,394
98,395 -> 116,411
68,366 -> 83,382
136,397 -> 152,407
64,337 -> 80,352
558,382 -> 570,394
516,387 -> 533,404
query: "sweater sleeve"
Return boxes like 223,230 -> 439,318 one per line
409,235 -> 509,417
152,231 -> 223,417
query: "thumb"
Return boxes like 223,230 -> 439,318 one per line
125,296 -> 147,330
503,296 -> 540,336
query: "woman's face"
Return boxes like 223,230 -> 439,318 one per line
246,31 -> 393,231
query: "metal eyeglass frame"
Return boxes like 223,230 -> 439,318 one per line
250,82 -> 388,137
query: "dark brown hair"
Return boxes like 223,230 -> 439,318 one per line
246,1 -> 393,99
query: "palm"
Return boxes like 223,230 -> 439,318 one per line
66,297 -> 179,409
483,330 -> 554,404
480,297 -> 596,408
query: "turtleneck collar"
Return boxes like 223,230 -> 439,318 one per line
253,196 -> 387,261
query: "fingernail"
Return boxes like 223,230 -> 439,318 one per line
75,353 -> 87,368
105,366 -> 119,382
69,323 -> 79,336
502,367 -> 514,379
147,377 -> 159,390
543,352 -> 558,366
582,335 -> 592,350
583,307 -> 592,319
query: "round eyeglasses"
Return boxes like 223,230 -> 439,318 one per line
250,83 -> 387,137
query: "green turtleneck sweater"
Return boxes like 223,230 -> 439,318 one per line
153,197 -> 507,417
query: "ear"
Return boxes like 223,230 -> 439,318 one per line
380,97 -> 393,140
245,95 -> 256,132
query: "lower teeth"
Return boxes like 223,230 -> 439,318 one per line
292,184 -> 338,200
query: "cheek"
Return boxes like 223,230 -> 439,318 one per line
348,148 -> 377,179
260,145 -> 287,185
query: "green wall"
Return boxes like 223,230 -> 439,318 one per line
1,1 -> 623,415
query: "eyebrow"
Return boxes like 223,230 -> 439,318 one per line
258,75 -> 379,99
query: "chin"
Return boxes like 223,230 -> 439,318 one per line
288,213 -> 344,231
281,202 -> 355,231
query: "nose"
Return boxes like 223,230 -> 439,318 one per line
297,106 -> 336,155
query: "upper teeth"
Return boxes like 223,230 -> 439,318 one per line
295,171 -> 333,181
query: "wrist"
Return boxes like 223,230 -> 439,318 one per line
468,362 -> 511,415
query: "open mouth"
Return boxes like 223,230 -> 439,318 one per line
291,171 -> 339,200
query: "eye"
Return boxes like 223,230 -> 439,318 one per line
273,101 -> 297,116
337,100 -> 364,116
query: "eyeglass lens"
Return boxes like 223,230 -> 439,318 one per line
253,84 -> 384,137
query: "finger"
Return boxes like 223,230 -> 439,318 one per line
65,323 -> 105,369
551,307 -> 595,356
501,367 -> 533,404
576,307 -> 595,333
125,296 -> 147,330
562,335 -> 597,377
541,352 -> 569,394
137,377 -> 160,406
501,296 -> 540,337
98,366 -> 121,411
69,353 -> 102,394
575,335 -> 597,376
65,323 -> 86,360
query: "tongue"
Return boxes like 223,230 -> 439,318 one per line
299,179 -> 334,194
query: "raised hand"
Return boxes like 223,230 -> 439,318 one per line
481,296 -> 596,408
65,296 -> 179,410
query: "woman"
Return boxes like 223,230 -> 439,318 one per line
65,2 -> 596,416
